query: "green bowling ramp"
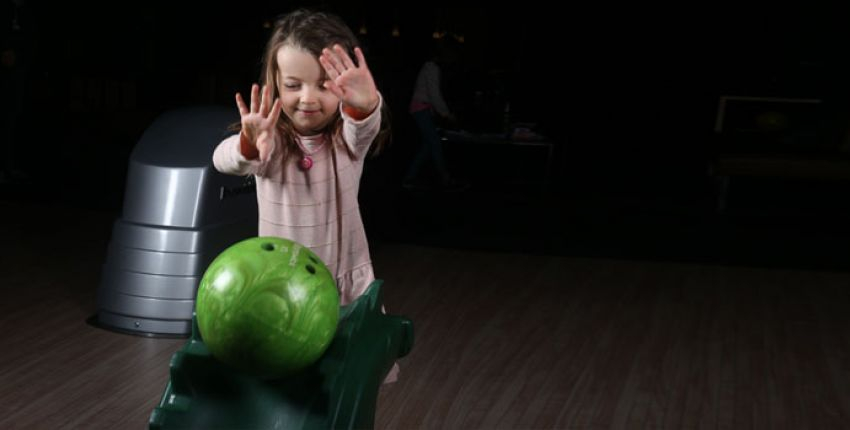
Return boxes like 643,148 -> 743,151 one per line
149,280 -> 413,429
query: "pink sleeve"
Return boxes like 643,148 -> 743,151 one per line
339,92 -> 383,159
212,133 -> 263,176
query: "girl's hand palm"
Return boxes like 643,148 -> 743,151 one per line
320,45 -> 379,113
235,83 -> 281,161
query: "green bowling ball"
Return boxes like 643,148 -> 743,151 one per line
195,237 -> 339,378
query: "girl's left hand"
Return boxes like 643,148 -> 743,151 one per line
320,45 -> 379,115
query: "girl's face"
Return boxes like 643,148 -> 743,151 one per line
275,45 -> 340,135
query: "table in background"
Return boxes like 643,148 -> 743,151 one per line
439,129 -> 555,186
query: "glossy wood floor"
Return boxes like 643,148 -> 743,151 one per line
1,200 -> 850,429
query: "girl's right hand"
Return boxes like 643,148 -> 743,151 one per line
235,83 -> 282,161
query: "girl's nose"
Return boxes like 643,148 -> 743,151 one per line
300,87 -> 318,103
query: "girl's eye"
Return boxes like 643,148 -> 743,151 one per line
284,83 -> 300,89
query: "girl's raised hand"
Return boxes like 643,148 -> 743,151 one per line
319,45 -> 379,115
235,83 -> 281,161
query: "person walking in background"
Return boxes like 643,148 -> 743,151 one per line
403,38 -> 467,191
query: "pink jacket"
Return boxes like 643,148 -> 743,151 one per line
212,97 -> 382,305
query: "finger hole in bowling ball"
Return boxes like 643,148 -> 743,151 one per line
306,264 -> 316,274
261,243 -> 275,251
308,256 -> 319,264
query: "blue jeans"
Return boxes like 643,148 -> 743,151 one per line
405,109 -> 449,183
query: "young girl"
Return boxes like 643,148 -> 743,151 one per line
212,9 -> 398,381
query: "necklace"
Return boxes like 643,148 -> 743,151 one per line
299,154 -> 314,170
295,135 -> 325,171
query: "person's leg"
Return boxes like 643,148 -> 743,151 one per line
404,110 -> 440,185
419,111 -> 451,184
411,110 -> 452,183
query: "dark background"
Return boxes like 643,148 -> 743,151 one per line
3,1 -> 850,270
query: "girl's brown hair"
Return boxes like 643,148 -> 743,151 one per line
258,9 -> 390,158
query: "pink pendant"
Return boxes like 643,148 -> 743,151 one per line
299,156 -> 313,170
